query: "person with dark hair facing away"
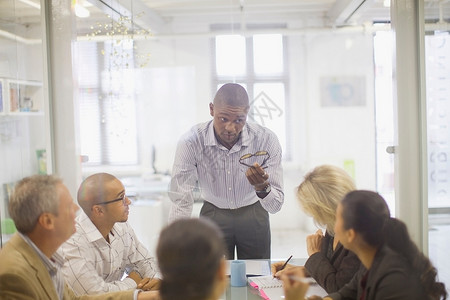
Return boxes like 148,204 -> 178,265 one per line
280,190 -> 447,300
156,218 -> 228,300
271,165 -> 361,293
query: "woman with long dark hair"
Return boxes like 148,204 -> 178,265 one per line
281,190 -> 447,300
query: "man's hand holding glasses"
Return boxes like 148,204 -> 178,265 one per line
239,151 -> 271,198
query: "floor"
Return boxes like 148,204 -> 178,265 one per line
271,223 -> 450,295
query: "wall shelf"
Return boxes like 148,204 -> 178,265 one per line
0,78 -> 43,115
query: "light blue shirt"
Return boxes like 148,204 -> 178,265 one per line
19,232 -> 65,300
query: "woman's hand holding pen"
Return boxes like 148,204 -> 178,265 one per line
306,229 -> 323,256
272,255 -> 295,278
272,264 -> 304,279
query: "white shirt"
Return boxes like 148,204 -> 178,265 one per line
59,211 -> 158,295
168,120 -> 284,221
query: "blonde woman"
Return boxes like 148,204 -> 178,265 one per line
272,165 -> 361,293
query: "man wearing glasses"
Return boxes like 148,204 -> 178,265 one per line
59,173 -> 160,295
168,83 -> 284,259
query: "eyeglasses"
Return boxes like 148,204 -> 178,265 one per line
239,151 -> 270,169
96,194 -> 127,206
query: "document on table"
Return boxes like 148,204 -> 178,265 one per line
248,275 -> 328,300
225,260 -> 271,276
248,276 -> 282,289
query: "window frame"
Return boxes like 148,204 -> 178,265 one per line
211,26 -> 292,160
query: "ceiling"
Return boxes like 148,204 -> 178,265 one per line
0,0 -> 449,41
0,0 -> 392,40
83,0 -> 392,34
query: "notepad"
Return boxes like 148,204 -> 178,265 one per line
248,276 -> 283,300
248,275 -> 327,300
248,275 -> 283,289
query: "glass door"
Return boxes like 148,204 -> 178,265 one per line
0,0 -> 50,247
424,0 -> 450,290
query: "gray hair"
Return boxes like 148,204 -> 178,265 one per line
9,175 -> 62,233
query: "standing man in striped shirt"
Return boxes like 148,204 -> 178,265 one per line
168,83 -> 284,259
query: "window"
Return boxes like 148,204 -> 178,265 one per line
77,39 -> 138,165
213,27 -> 290,159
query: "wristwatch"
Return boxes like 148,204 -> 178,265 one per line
256,183 -> 271,196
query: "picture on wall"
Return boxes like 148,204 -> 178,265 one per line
320,76 -> 366,107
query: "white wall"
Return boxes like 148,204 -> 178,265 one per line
268,32 -> 376,230
303,33 -> 376,189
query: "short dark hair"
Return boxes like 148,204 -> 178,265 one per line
157,218 -> 226,300
213,83 -> 249,107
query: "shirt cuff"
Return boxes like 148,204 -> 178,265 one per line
123,277 -> 138,288
133,289 -> 143,300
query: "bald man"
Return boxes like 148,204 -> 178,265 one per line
59,173 -> 160,296
168,83 -> 284,259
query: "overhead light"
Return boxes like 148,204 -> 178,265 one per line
75,4 -> 90,18
74,0 -> 90,18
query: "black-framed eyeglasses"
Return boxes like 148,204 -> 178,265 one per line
96,194 -> 127,206
239,151 -> 270,169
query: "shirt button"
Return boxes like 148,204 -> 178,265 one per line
227,171 -> 230,174
228,187 -> 232,190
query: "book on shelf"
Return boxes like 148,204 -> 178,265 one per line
9,87 -> 18,112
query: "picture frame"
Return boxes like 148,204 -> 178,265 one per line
320,76 -> 366,107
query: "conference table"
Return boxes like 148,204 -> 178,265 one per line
222,258 -> 327,300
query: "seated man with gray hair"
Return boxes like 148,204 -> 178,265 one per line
0,174 -> 158,300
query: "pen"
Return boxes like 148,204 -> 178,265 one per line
280,255 -> 293,271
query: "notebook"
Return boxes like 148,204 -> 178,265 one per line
248,276 -> 283,300
248,275 -> 283,289
248,275 -> 327,300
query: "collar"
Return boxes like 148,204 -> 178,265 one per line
76,211 -> 108,243
204,120 -> 251,150
18,232 -> 64,275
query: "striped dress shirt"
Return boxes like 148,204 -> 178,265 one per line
168,120 -> 284,221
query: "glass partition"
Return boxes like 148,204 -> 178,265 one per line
424,0 -> 450,290
0,0 -> 50,247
